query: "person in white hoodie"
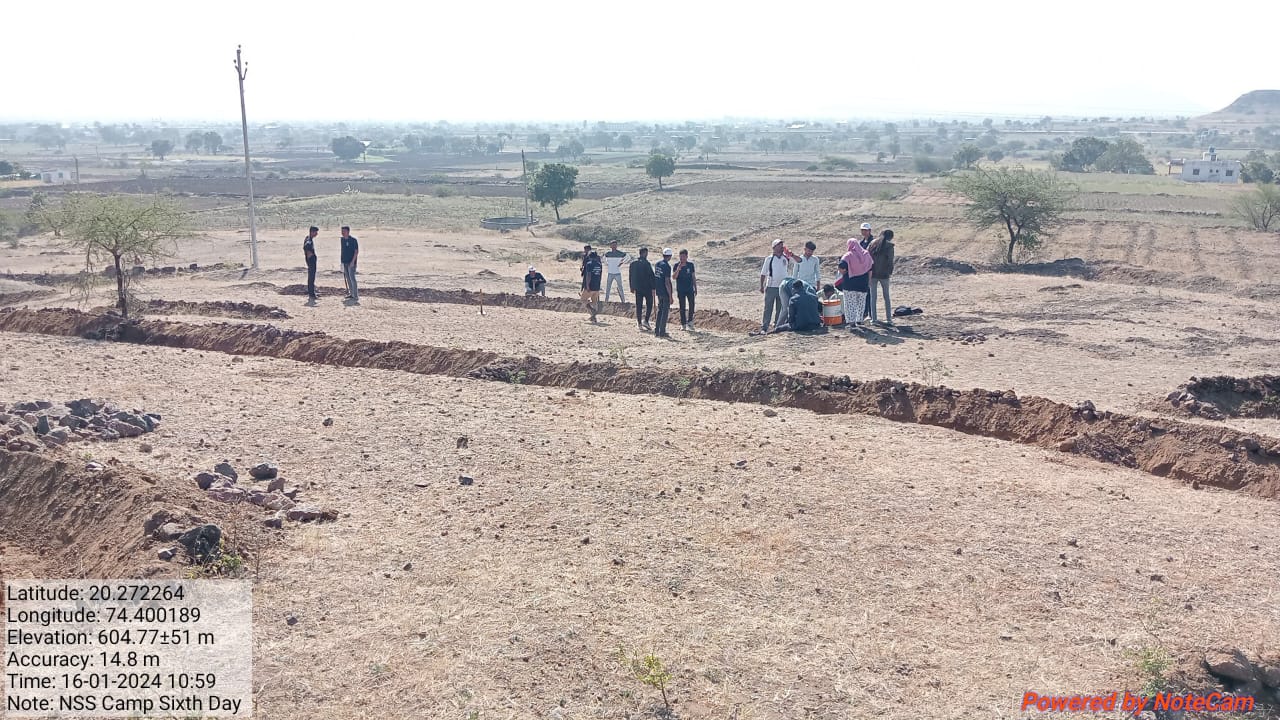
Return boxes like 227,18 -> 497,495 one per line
603,240 -> 631,303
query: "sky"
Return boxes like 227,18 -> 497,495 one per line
5,0 -> 1277,124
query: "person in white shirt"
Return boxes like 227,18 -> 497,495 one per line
759,239 -> 791,333
785,241 -> 821,290
603,240 -> 630,303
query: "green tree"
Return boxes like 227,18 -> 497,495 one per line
31,124 -> 67,150
402,134 -> 421,152
59,194 -> 190,317
1230,183 -> 1280,231
331,135 -> 366,161
1055,136 -> 1110,172
986,149 -> 1005,163
26,191 -> 73,238
150,139 -> 174,160
618,134 -> 633,150
535,132 -> 551,152
1240,150 -> 1275,183
185,131 -> 204,154
888,139 -> 901,158
1094,137 -> 1153,174
567,138 -> 585,159
953,144 -> 983,169
531,163 -> 579,222
98,125 -> 126,146
202,131 -> 223,155
645,152 -> 675,189
949,166 -> 1077,264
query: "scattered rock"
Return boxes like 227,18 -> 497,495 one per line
763,408 -> 778,418
207,487 -> 247,503
249,462 -> 278,480
286,504 -> 322,520
285,613 -> 299,626
35,416 -> 51,435
263,515 -> 284,529
154,523 -> 185,541
459,474 -> 475,486
1204,649 -> 1255,683
157,547 -> 178,561
108,419 -> 144,438
267,477 -> 285,493
322,417 -> 334,427
456,436 -> 469,449
194,472 -> 221,490
177,524 -> 222,562
213,462 -> 238,480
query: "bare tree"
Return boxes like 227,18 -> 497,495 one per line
61,194 -> 191,317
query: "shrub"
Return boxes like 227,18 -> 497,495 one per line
554,225 -> 642,246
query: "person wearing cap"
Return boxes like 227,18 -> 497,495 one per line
629,247 -> 656,331
603,240 -> 630,303
759,239 -> 790,333
858,222 -> 874,249
653,248 -> 674,338
581,249 -> 603,321
524,265 -> 547,296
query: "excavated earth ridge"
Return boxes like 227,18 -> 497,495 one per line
277,284 -> 760,333
1,307 -> 1277,499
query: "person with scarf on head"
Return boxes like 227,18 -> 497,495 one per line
838,238 -> 873,327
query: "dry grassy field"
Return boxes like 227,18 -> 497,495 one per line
3,154 -> 1280,719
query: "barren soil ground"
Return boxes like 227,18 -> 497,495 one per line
3,169 -> 1279,718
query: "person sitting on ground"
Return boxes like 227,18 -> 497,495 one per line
771,280 -> 823,333
524,265 -> 547,296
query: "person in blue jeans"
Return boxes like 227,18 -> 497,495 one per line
340,226 -> 359,303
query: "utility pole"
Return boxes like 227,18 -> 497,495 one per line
233,45 -> 259,269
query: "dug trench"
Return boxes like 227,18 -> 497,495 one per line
277,284 -> 760,333
2,307 -> 1279,499
1167,374 -> 1280,420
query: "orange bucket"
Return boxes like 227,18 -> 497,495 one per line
821,297 -> 843,326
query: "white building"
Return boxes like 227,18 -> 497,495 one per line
1181,147 -> 1240,183
39,169 -> 77,185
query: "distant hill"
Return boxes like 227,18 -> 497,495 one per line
1195,90 -> 1280,127
1222,90 -> 1280,113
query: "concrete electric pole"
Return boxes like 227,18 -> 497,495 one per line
233,45 -> 259,269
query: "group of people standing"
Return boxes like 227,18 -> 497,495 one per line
573,240 -> 698,337
527,224 -> 897,338
301,225 -> 361,303
760,222 -> 896,334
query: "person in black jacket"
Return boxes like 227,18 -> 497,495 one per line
302,226 -> 319,300
653,248 -> 674,338
581,250 -> 603,321
628,247 -> 656,331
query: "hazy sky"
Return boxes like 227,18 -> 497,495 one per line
7,0 -> 1277,124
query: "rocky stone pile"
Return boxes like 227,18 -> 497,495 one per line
194,460 -> 336,527
1200,648 -> 1280,706
0,399 -> 160,452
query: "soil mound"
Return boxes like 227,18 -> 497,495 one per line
3,308 -> 1278,499
0,289 -> 57,307
277,284 -> 759,334
553,225 -> 643,247
1168,375 -> 1280,419
137,299 -> 291,320
0,449 -> 256,578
